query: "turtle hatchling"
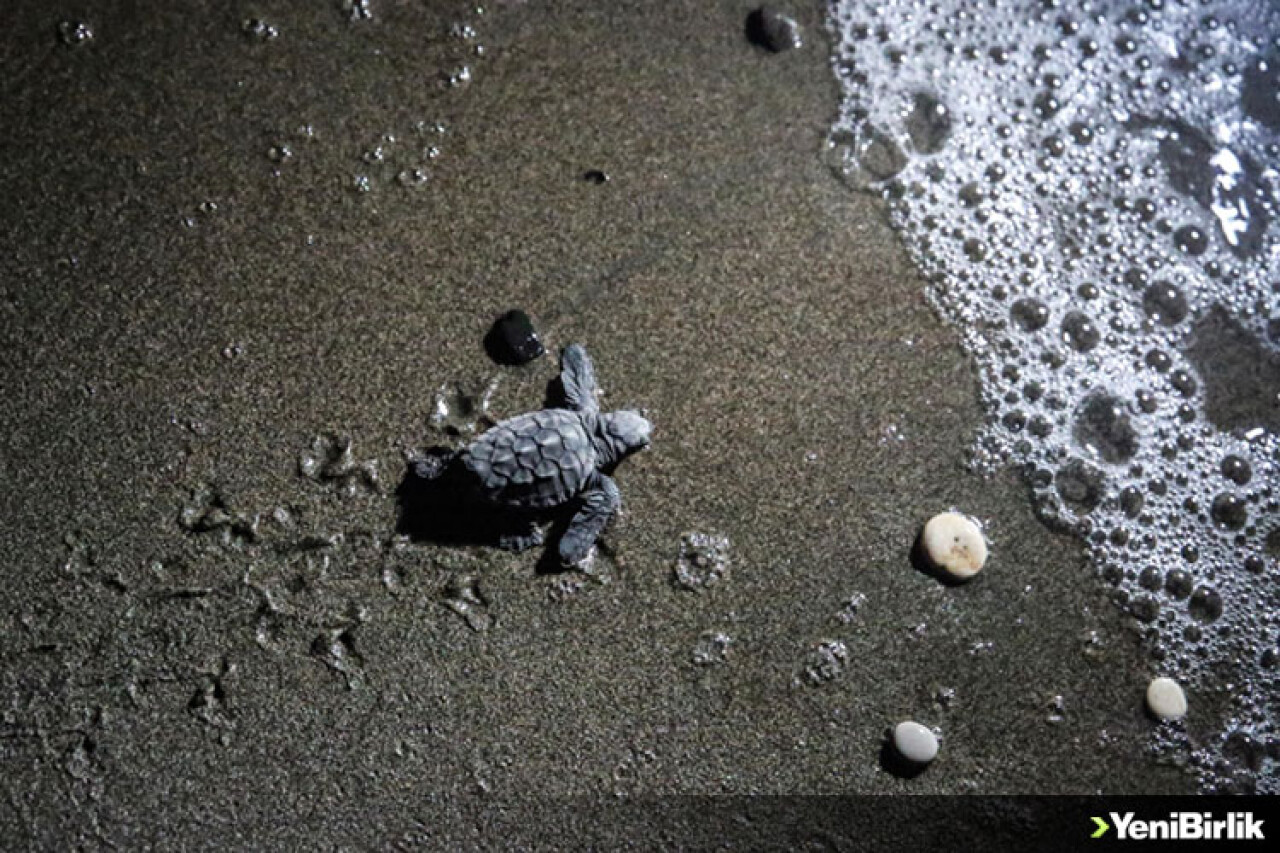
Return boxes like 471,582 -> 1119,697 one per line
425,344 -> 651,564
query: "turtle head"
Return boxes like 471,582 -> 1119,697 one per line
594,410 -> 651,466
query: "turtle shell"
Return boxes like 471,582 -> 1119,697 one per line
459,408 -> 596,508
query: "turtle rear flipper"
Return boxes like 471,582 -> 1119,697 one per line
559,344 -> 600,414
411,454 -> 450,482
498,519 -> 544,552
558,471 -> 620,565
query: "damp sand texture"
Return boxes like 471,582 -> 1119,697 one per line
0,0 -> 1198,846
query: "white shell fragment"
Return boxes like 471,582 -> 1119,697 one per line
1146,677 -> 1188,721
892,721 -> 939,764
921,512 -> 987,579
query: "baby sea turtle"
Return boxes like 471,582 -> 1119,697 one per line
422,344 -> 651,564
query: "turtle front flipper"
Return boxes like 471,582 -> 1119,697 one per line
558,471 -> 620,565
559,344 -> 600,414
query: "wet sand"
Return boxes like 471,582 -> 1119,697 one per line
0,0 -> 1192,845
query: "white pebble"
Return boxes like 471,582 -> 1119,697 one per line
892,720 -> 939,764
1145,676 -> 1187,721
921,512 -> 987,579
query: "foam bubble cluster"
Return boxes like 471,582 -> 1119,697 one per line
826,0 -> 1280,792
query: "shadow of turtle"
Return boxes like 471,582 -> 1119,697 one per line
394,449 -> 512,546
531,513 -> 577,575
394,449 -> 579,573
543,374 -> 569,411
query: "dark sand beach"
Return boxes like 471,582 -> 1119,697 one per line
0,0 -> 1205,846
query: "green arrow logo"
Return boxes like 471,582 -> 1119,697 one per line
1091,816 -> 1110,839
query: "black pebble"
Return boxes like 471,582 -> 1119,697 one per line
484,310 -> 545,366
745,6 -> 801,53
582,169 -> 609,184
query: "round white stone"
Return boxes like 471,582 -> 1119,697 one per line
892,721 -> 939,764
1145,676 -> 1187,721
921,512 -> 988,579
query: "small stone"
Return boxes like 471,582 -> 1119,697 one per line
582,169 -> 609,184
691,631 -> 732,666
920,512 -> 988,579
745,6 -> 802,53
240,18 -> 280,41
892,721 -> 939,764
1145,676 -> 1187,721
484,309 -> 545,366
57,21 -> 94,46
799,639 -> 849,685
